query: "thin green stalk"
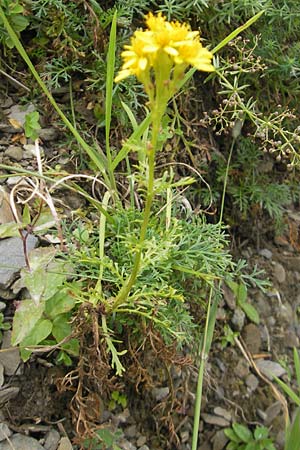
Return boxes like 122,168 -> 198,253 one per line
219,138 -> 236,225
112,107 -> 163,309
192,287 -> 215,450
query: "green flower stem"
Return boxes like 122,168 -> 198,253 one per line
112,105 -> 164,310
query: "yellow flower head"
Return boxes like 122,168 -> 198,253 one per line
115,12 -> 214,84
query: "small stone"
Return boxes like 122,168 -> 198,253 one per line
6,176 -> 22,186
114,408 -> 130,424
0,234 -> 38,288
118,439 -> 137,450
234,359 -> 249,379
8,103 -> 36,127
0,364 -> 4,388
256,359 -> 286,380
201,413 -> 230,427
231,308 -> 245,331
0,303 -> 5,312
0,423 -> 12,441
152,386 -> 169,401
259,248 -> 273,259
180,430 -> 189,443
44,429 -> 60,450
0,433 -> 44,449
277,302 -> 293,323
213,407 -> 231,422
273,262 -> 286,284
264,401 -> 282,426
212,430 -> 229,450
245,373 -> 259,392
138,446 -> 150,450
0,331 -> 22,376
283,329 -> 299,348
222,284 -> 236,310
216,307 -> 226,321
4,146 -> 23,162
124,424 -> 137,439
242,324 -> 261,354
0,387 -> 19,405
57,436 -> 73,450
39,128 -> 59,141
136,436 -> 147,447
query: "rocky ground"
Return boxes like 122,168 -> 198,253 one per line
1,91 -> 300,450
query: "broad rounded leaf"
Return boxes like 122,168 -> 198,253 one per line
11,299 -> 45,345
232,423 -> 252,443
45,290 -> 76,319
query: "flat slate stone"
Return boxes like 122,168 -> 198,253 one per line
0,235 -> 38,289
0,433 -> 44,449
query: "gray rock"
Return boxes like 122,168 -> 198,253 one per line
0,303 -> 6,312
5,176 -> 22,186
0,234 -> 38,288
0,364 -> 4,388
152,386 -> 169,401
39,128 -> 59,141
212,430 -> 229,450
234,359 -> 250,379
273,262 -> 286,284
213,407 -> 231,422
119,439 -> 137,450
222,284 -> 236,310
57,436 -> 73,450
0,424 -> 12,442
259,248 -> 273,259
245,373 -> 259,392
136,436 -> 147,447
138,446 -> 150,450
242,324 -> 261,354
44,429 -> 60,450
124,424 -> 137,439
264,401 -> 282,426
0,387 -> 19,405
283,329 -> 299,348
277,302 -> 294,323
8,104 -> 36,127
4,146 -> 23,162
201,413 -> 230,427
113,408 -> 130,425
180,431 -> 189,443
0,433 -> 44,450
0,331 -> 22,375
231,308 -> 245,331
256,359 -> 286,380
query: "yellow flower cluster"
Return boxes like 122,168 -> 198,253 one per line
115,12 -> 214,84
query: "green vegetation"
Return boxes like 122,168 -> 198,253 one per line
0,0 -> 300,448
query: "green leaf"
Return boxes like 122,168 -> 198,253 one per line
0,222 -> 22,238
224,428 -> 240,443
45,290 -> 76,319
285,408 -> 300,450
232,423 -> 252,443
96,429 -> 114,446
254,426 -> 268,440
274,376 -> 300,406
52,314 -> 71,342
21,257 -> 67,304
240,302 -> 260,324
11,13 -> 29,32
293,347 -> 300,394
20,318 -> 52,361
24,111 -> 41,140
236,283 -> 247,305
11,299 -> 45,345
